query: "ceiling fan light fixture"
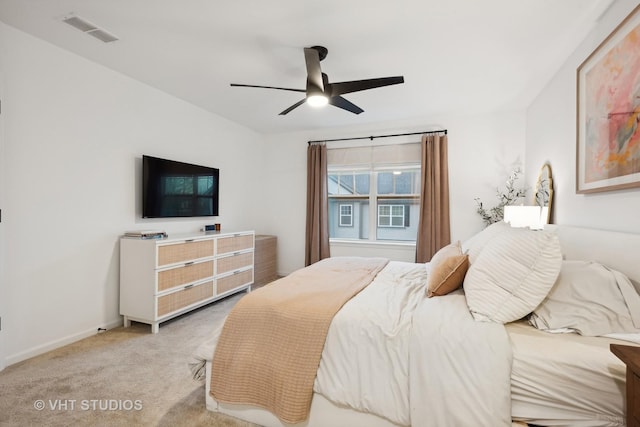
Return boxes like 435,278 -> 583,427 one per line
306,94 -> 329,108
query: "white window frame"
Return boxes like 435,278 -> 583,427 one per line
328,165 -> 419,242
339,203 -> 353,227
378,204 -> 405,228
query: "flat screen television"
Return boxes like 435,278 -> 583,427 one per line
142,155 -> 219,218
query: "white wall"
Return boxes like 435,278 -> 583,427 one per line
525,0 -> 640,233
0,22 -> 266,367
259,112 -> 526,275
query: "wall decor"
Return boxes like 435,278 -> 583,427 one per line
576,4 -> 640,193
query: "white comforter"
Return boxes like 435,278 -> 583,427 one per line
194,261 -> 513,426
314,261 -> 427,425
314,261 -> 513,427
410,289 -> 512,427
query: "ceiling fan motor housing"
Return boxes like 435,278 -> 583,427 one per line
310,45 -> 328,61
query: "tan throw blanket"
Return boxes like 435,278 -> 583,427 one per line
210,256 -> 389,424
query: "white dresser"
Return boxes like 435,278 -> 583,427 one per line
120,230 -> 254,333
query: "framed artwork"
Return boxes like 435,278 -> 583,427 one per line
576,4 -> 640,193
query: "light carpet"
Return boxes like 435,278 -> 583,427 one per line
0,292 -> 258,427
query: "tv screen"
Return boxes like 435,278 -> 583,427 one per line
142,155 -> 219,218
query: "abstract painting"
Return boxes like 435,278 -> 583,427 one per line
577,4 -> 640,193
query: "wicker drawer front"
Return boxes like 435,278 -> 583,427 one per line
157,281 -> 214,317
157,261 -> 214,292
217,234 -> 253,255
217,252 -> 253,275
157,240 -> 214,266
255,235 -> 277,285
217,270 -> 253,294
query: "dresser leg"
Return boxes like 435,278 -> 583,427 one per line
151,322 -> 159,334
123,316 -> 131,328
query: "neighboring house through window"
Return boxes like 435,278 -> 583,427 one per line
327,142 -> 421,243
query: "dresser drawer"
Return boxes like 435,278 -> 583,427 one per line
157,240 -> 214,267
156,280 -> 214,317
217,252 -> 254,275
217,270 -> 253,294
217,234 -> 254,255
157,260 -> 214,292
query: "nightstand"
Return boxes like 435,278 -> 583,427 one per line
611,344 -> 640,427
254,235 -> 278,287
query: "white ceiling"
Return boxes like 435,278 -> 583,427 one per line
0,0 -> 614,135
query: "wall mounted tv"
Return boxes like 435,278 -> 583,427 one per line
142,155 -> 219,218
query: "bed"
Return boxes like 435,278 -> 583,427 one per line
191,223 -> 640,427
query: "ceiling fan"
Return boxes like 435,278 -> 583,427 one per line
230,46 -> 404,115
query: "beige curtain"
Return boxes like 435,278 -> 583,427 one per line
416,133 -> 451,262
305,143 -> 330,266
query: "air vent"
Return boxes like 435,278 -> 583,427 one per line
62,15 -> 119,43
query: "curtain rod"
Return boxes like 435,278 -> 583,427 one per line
307,129 -> 447,145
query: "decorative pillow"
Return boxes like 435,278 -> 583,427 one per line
463,228 -> 562,323
529,260 -> 640,336
426,241 -> 469,297
461,221 -> 512,265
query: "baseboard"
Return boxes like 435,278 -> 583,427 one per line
4,318 -> 123,367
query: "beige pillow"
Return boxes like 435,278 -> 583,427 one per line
427,241 -> 470,297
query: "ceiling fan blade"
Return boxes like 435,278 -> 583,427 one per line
230,83 -> 305,93
329,76 -> 404,96
303,47 -> 324,93
329,96 -> 364,114
279,99 -> 307,115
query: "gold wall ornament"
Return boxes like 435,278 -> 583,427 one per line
533,164 -> 553,224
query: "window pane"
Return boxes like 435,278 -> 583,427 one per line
329,198 -> 369,239
328,174 -> 339,195
377,172 -> 393,194
412,171 -> 421,193
340,174 -> 354,195
329,173 -> 359,195
395,172 -> 412,194
376,198 -> 419,241
355,174 -> 370,194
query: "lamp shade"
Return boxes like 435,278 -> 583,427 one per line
503,205 -> 544,230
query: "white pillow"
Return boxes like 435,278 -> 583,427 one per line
462,221 -> 512,264
529,260 -> 640,336
463,228 -> 562,323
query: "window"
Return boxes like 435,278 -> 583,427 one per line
378,204 -> 405,227
326,142 -> 421,243
328,167 -> 420,242
339,204 -> 353,226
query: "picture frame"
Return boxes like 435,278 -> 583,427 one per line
576,4 -> 640,194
